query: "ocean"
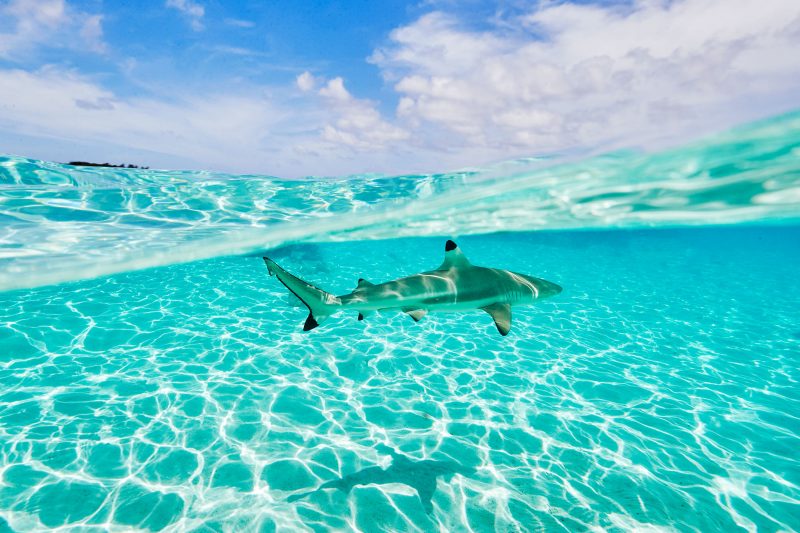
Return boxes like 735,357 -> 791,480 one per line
1,112 -> 799,531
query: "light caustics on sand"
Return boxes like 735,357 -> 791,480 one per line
1,111 -> 800,291
1,230 -> 799,531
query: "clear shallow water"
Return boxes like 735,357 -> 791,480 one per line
1,113 -> 800,532
1,229 -> 799,532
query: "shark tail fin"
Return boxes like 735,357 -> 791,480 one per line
263,257 -> 341,331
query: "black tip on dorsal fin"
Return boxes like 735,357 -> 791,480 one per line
358,313 -> 364,321
438,240 -> 470,270
356,278 -> 374,289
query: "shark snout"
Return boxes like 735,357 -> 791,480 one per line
538,279 -> 563,298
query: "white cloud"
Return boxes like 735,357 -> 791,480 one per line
0,66 -> 409,176
296,71 -> 316,92
79,14 -> 105,53
166,0 -> 205,31
5,0 -> 65,26
296,73 -> 410,155
224,18 -> 255,28
318,77 -> 351,101
313,77 -> 410,151
372,0 -> 800,155
0,67 -> 293,172
0,0 -> 105,59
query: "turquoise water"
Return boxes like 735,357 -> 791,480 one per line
1,113 -> 800,531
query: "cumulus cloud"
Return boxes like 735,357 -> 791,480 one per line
0,0 -> 106,58
318,77 -> 350,101
296,71 -> 317,92
296,72 -> 410,153
312,77 -> 410,152
166,0 -> 205,31
372,0 -> 800,154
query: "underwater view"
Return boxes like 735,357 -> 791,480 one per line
1,111 -> 800,532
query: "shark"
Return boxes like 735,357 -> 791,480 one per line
262,239 -> 562,336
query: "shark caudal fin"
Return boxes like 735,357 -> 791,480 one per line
263,258 -> 341,331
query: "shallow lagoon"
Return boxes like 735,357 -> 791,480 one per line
1,227 -> 798,531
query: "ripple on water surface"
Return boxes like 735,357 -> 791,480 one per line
0,228 -> 799,531
2,110 -> 800,291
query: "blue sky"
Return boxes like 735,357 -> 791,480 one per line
93,2 -> 411,99
1,0 -> 800,176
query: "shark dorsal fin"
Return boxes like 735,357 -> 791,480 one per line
357,278 -> 374,289
438,240 -> 471,270
482,303 -> 512,336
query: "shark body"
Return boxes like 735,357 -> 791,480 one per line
263,240 -> 562,335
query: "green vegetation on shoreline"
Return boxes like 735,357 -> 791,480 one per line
67,161 -> 149,169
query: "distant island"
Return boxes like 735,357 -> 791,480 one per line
67,161 -> 149,169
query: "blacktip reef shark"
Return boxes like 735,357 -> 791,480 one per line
262,240 -> 562,336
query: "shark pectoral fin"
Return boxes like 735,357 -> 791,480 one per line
356,278 -> 375,289
482,303 -> 512,336
357,311 -> 374,321
402,308 -> 427,322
